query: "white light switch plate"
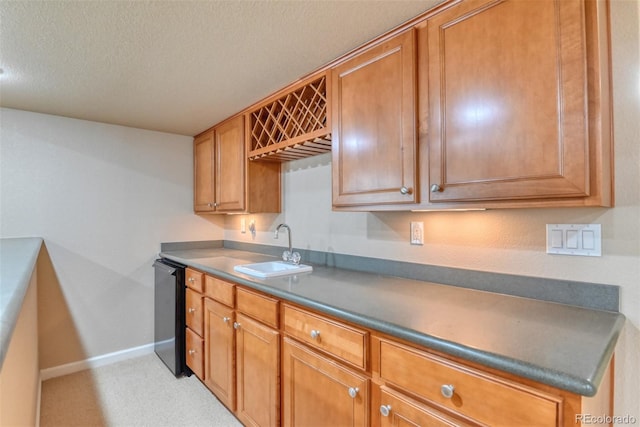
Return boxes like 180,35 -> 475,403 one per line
410,222 -> 424,245
546,224 -> 601,256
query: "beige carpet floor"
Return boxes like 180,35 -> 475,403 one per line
40,353 -> 243,427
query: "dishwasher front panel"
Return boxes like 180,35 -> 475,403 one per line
153,258 -> 187,377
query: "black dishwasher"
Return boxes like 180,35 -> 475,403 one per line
153,258 -> 189,377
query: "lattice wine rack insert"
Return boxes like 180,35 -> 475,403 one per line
248,74 -> 331,162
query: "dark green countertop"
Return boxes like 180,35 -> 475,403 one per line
0,237 -> 43,369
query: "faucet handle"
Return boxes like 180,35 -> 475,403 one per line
282,250 -> 291,262
291,252 -> 301,265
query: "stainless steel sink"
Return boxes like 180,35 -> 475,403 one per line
233,261 -> 313,278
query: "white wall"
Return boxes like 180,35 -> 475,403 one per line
0,109 -> 224,368
225,0 -> 640,421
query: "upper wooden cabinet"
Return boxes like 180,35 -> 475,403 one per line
331,30 -> 418,207
193,130 -> 215,212
424,0 -> 612,206
193,115 -> 281,214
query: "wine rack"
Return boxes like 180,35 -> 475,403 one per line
247,72 -> 331,162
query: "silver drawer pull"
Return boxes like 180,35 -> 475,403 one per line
188,349 -> 196,356
310,329 -> 320,339
223,317 -> 231,323
233,322 -> 241,330
441,384 -> 455,399
348,387 -> 359,398
188,277 -> 195,282
380,405 -> 391,417
188,307 -> 196,313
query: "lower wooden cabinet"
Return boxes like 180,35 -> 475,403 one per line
199,279 -> 280,427
185,272 -> 205,380
185,269 -> 612,427
204,298 -> 235,410
282,337 -> 369,427
235,313 -> 280,427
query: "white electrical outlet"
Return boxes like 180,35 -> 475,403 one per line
546,224 -> 601,256
240,218 -> 246,233
410,222 -> 424,245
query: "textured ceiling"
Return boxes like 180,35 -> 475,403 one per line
0,0 -> 439,136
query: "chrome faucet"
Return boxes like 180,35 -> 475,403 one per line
274,224 -> 301,264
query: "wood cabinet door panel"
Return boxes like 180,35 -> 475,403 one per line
235,313 -> 280,427
332,30 -> 417,206
193,131 -> 215,212
215,116 -> 246,212
204,298 -> 235,410
282,337 -> 369,427
428,0 -> 589,202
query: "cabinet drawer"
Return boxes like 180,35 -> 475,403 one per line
205,275 -> 235,307
186,268 -> 204,293
283,305 -> 367,369
185,288 -> 204,336
377,339 -> 561,427
186,326 -> 204,380
237,287 -> 279,328
378,385 -> 473,427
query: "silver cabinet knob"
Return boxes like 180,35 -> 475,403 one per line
441,384 -> 455,398
380,405 -> 392,417
188,277 -> 195,282
188,307 -> 196,313
400,186 -> 412,195
310,330 -> 320,339
348,387 -> 359,398
430,184 -> 442,193
223,317 -> 231,324
214,202 -> 218,207
207,203 -> 213,207
188,349 -> 196,356
233,322 -> 241,330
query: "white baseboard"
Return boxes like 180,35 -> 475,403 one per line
40,343 -> 155,381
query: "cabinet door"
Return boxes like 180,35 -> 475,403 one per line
282,337 -> 369,427
193,131 -> 215,212
235,313 -> 280,427
204,298 -> 235,410
332,30 -> 417,206
215,116 -> 246,212
427,0 -> 589,202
